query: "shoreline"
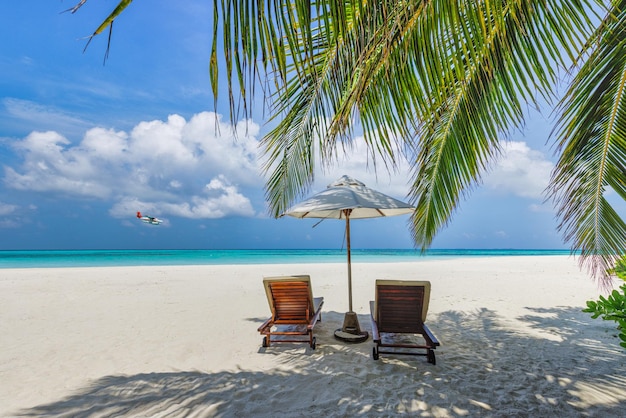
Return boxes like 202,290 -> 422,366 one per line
2,256 -> 625,416
0,248 -> 576,269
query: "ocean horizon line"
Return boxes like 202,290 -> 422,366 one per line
0,248 -> 576,269
0,247 -> 573,252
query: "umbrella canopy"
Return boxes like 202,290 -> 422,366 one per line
283,175 -> 414,220
283,175 -> 415,341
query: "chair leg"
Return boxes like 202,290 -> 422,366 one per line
427,349 -> 436,365
372,345 -> 379,360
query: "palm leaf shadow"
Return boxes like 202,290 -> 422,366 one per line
16,309 -> 626,417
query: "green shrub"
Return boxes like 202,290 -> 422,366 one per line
583,282 -> 626,350
613,257 -> 626,280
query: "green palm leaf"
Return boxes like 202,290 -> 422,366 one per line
209,0 -> 610,270
69,0 -> 134,61
211,0 -> 594,242
550,1 -> 626,286
408,0 -> 594,248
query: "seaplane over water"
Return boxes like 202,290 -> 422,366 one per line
136,211 -> 163,225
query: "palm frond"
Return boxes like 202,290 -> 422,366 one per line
75,0 -> 134,63
213,0 -> 597,237
549,1 -> 626,286
407,0 -> 594,248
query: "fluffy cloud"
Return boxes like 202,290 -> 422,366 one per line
3,110 -> 419,221
310,134 -> 413,199
482,141 -> 554,199
4,112 -> 262,219
109,175 -> 255,220
4,118 -> 557,222
306,136 -> 555,203
308,138 -> 557,205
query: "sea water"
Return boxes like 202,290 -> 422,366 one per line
0,249 -> 573,269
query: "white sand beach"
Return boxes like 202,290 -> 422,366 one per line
2,256 -> 626,417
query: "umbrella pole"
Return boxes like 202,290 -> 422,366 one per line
334,210 -> 368,343
346,214 -> 353,312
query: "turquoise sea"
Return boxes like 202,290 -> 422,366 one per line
0,249 -> 574,269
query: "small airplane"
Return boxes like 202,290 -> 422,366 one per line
136,211 -> 162,225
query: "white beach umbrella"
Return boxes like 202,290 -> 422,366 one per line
282,175 -> 415,342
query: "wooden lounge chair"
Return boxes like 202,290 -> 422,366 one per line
370,280 -> 440,364
258,275 -> 324,349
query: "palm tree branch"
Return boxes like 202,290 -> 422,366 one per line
261,3 -> 362,215
550,2 -> 626,285
409,0 -> 582,248
263,1 -> 429,215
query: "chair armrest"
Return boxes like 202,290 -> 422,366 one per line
313,297 -> 324,313
258,317 -> 273,332
369,301 -> 380,342
307,298 -> 324,329
422,324 -> 440,347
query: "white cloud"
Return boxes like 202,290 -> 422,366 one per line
0,201 -> 18,216
109,175 -> 255,219
167,175 -> 255,218
289,136 -> 553,205
5,131 -> 111,198
311,135 -> 413,199
81,127 -> 129,159
482,141 -> 553,199
3,119 -> 559,222
4,112 -> 262,219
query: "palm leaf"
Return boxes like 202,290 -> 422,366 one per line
549,1 -> 626,287
408,0 -> 595,248
212,1 -> 598,243
79,0 -> 134,62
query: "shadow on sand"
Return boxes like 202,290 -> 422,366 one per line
16,309 -> 626,417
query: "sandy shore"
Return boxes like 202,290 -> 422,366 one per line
2,256 -> 626,417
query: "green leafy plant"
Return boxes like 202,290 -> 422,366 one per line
610,257 -> 626,280
584,280 -> 626,350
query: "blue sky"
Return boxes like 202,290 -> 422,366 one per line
0,1 -> 570,250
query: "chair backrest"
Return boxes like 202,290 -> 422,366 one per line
374,280 -> 431,333
263,275 -> 315,321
